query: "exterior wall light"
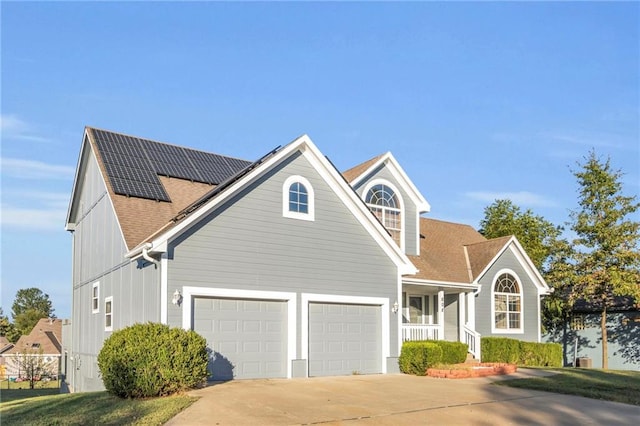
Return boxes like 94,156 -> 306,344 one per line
172,289 -> 183,306
392,300 -> 399,314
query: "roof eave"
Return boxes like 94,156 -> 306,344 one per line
139,135 -> 416,274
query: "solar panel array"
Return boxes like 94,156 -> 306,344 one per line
91,129 -> 252,202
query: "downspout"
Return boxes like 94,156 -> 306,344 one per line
141,243 -> 159,266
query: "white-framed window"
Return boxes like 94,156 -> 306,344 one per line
492,270 -> 523,333
105,296 -> 113,332
364,180 -> 404,247
282,175 -> 315,221
92,282 -> 100,313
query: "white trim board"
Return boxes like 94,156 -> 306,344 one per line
181,286 -> 297,379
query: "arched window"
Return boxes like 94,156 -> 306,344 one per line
283,175 -> 314,221
493,272 -> 522,332
365,183 -> 402,245
289,182 -> 308,214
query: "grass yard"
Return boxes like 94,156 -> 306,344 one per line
496,368 -> 640,406
0,391 -> 198,425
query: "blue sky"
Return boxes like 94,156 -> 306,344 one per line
1,2 -> 638,320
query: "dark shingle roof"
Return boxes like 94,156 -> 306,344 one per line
342,154 -> 385,183
407,218 -> 514,284
86,127 -> 254,249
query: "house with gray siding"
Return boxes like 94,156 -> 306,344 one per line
64,127 -> 550,392
545,297 -> 640,370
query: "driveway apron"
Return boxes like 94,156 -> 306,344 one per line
166,370 -> 640,425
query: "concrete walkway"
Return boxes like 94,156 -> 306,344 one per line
166,370 -> 640,425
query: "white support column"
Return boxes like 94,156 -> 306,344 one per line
466,291 -> 476,330
437,290 -> 445,339
458,292 -> 466,342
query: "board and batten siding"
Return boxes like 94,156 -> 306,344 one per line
475,247 -> 541,342
166,152 -> 400,358
69,148 -> 160,392
351,165 -> 419,256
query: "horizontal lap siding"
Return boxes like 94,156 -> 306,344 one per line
167,153 -> 399,355
476,247 -> 540,342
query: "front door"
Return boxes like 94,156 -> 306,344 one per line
409,296 -> 423,324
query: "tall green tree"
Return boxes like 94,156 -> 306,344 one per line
479,199 -> 563,270
479,199 -> 570,331
11,288 -> 55,336
569,151 -> 640,369
0,307 -> 21,343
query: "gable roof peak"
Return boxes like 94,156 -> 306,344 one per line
342,153 -> 387,183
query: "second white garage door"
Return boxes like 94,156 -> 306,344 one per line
193,297 -> 287,380
308,302 -> 382,377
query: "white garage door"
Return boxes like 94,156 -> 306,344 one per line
308,302 -> 382,377
193,297 -> 287,380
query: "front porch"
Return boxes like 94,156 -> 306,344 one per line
401,285 -> 481,360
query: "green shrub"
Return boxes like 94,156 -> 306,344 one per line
432,341 -> 468,364
482,337 -> 521,364
98,322 -> 209,398
481,337 -> 562,367
398,341 -> 442,375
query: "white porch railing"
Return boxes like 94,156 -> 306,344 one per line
463,325 -> 481,361
402,324 -> 441,341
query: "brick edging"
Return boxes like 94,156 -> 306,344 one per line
426,363 -> 517,379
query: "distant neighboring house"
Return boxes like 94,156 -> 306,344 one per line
3,318 -> 62,378
546,297 -> 640,370
64,127 -> 550,392
0,336 -> 14,379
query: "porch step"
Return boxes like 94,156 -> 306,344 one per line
465,353 -> 480,364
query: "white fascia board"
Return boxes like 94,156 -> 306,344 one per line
65,129 -> 91,229
140,134 -> 417,276
472,237 -> 514,285
141,136 -> 309,255
402,277 -> 478,291
472,236 -> 550,295
508,240 -> 551,294
349,152 -> 431,213
385,154 -> 431,212
300,143 -> 417,275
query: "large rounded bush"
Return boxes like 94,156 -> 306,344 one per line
97,322 -> 209,398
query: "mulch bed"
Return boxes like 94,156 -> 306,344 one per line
426,363 -> 517,379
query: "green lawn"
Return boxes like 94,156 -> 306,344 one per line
0,390 -> 198,425
496,368 -> 640,406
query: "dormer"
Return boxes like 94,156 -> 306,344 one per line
343,153 -> 430,256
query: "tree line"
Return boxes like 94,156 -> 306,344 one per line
0,287 -> 55,343
479,151 -> 640,369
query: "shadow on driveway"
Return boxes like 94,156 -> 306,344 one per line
166,372 -> 640,425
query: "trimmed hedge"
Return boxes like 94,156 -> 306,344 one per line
398,341 -> 442,375
432,340 -> 468,364
98,322 -> 209,398
481,337 -> 562,367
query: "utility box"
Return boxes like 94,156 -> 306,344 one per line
576,357 -> 592,368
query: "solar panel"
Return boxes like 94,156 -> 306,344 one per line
90,128 -> 252,202
110,177 -> 170,201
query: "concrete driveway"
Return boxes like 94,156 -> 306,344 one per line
166,370 -> 640,425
